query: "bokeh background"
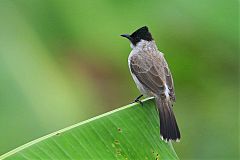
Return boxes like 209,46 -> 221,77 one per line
0,0 -> 238,159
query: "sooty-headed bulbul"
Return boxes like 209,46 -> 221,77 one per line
121,26 -> 180,142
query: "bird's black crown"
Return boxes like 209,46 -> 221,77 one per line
121,26 -> 153,46
131,26 -> 153,42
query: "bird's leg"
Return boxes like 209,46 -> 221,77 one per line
132,94 -> 143,106
135,94 -> 143,101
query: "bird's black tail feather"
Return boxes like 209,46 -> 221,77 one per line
156,97 -> 180,142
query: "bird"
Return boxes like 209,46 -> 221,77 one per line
121,26 -> 180,142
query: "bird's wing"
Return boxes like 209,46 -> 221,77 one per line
163,62 -> 176,102
130,52 -> 165,95
130,51 -> 176,102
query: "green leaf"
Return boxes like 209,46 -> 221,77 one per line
0,98 -> 179,160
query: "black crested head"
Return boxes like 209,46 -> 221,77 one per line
121,26 -> 153,46
130,26 -> 153,45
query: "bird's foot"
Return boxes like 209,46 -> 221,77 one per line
132,94 -> 143,106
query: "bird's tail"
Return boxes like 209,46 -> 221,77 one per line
156,97 -> 180,142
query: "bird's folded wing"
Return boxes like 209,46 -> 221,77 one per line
163,64 -> 176,101
130,53 -> 164,95
130,52 -> 176,101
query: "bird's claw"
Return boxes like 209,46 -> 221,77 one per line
134,99 -> 143,106
132,94 -> 143,106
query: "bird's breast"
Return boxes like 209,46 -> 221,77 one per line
128,51 -> 150,96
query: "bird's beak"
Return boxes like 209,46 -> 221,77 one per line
120,34 -> 131,40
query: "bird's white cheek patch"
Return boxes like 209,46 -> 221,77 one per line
164,83 -> 170,99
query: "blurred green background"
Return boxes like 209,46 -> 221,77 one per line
0,0 -> 238,159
